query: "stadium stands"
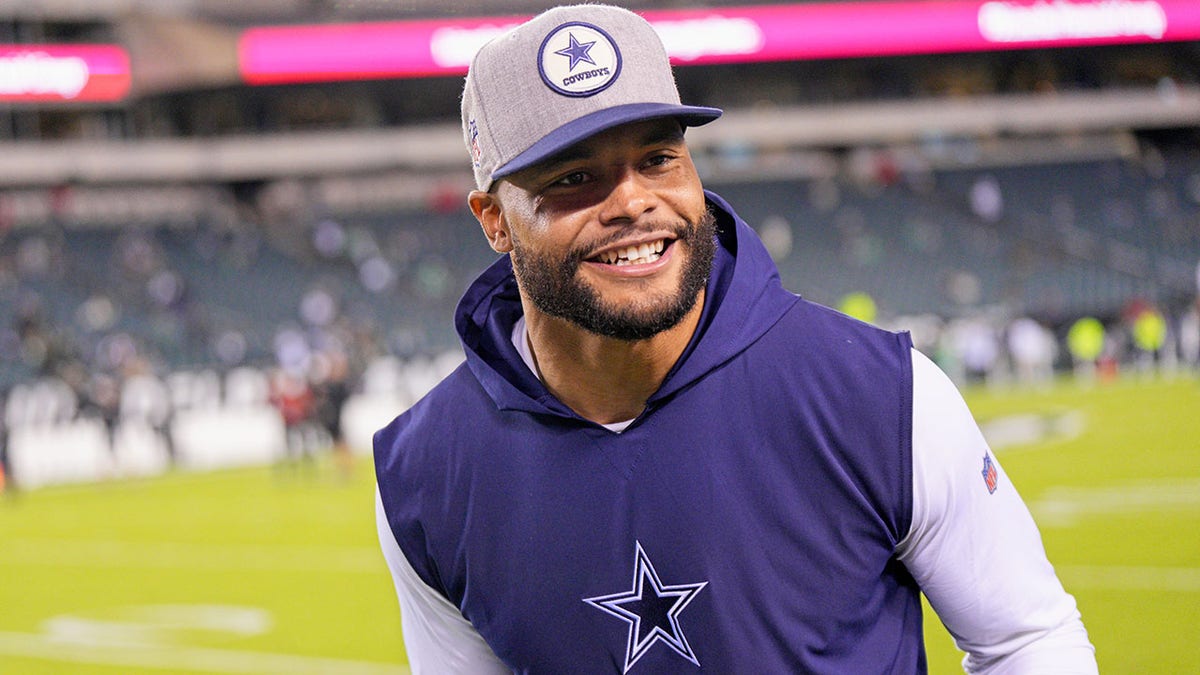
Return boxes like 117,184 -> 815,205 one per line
4,143 -> 1196,386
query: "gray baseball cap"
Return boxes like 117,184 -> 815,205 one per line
462,4 -> 722,191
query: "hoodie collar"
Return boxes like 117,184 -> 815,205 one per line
455,189 -> 799,420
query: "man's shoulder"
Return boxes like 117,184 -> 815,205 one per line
739,296 -> 915,399
777,297 -> 911,349
373,361 -> 489,464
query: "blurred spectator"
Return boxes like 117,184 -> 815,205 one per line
1067,316 -> 1106,381
969,174 -> 1004,223
121,360 -> 176,463
1179,301 -> 1200,370
312,348 -> 354,476
949,316 -> 1001,384
838,291 -> 878,325
1130,304 -> 1167,373
269,368 -> 319,473
1007,316 -> 1056,386
79,372 -> 121,454
0,388 -> 9,494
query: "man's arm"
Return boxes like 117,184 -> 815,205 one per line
375,489 -> 511,674
897,349 -> 1098,674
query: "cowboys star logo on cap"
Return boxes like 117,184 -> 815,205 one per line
538,21 -> 622,97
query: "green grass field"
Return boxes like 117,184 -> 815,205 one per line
2,373 -> 1198,673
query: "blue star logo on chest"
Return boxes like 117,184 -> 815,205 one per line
553,32 -> 597,71
584,541 -> 708,672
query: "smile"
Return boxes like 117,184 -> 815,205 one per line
593,239 -> 668,266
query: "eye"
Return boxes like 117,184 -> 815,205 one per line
643,153 -> 676,169
551,170 -> 591,187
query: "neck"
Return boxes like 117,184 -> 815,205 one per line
523,290 -> 705,425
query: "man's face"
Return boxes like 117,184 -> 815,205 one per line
487,118 -> 715,341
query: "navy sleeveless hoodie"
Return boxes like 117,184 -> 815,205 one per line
375,191 -> 922,673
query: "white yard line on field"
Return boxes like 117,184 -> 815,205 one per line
0,630 -> 409,674
1029,477 -> 1200,527
0,538 -> 384,574
1060,565 -> 1200,593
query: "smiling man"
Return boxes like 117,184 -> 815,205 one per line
471,117 -> 717,423
374,5 -> 1098,674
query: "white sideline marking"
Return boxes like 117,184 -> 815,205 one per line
1060,565 -> 1200,593
1029,477 -> 1200,526
0,630 -> 410,674
43,605 -> 274,646
0,539 -> 383,574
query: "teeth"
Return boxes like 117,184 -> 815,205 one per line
599,240 -> 666,266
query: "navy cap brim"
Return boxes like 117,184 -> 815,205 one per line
490,102 -> 722,183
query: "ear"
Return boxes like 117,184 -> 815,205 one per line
468,190 -> 513,253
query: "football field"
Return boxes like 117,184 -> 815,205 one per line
923,373 -> 1200,673
1,373 -> 1197,673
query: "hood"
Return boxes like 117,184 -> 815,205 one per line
454,189 -> 800,421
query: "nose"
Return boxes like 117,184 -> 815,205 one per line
597,168 -> 655,226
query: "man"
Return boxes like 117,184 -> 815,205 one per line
375,5 -> 1097,673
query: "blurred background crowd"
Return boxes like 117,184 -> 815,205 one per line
2,0 -> 1199,491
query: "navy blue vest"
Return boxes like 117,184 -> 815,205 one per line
376,193 -> 922,673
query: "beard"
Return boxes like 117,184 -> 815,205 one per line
509,208 -> 717,342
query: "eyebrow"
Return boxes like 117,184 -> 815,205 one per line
538,121 -> 686,172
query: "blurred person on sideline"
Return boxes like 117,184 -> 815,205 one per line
1179,300 -> 1200,369
269,368 -> 317,475
1130,304 -> 1167,373
1067,316 -> 1106,381
81,372 -> 122,455
120,358 -> 177,463
312,349 -> 354,477
0,388 -> 9,494
1007,316 -> 1057,386
374,5 -> 1097,673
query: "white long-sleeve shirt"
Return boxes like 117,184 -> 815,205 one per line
376,338 -> 1097,674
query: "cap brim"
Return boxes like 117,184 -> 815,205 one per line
490,102 -> 722,183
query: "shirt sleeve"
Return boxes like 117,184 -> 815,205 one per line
896,349 -> 1097,674
375,488 -> 511,675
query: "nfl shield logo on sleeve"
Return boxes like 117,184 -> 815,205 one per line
981,453 -> 999,494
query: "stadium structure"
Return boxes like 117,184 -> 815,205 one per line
1,0 -> 1199,489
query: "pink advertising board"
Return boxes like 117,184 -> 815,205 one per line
0,44 -> 131,102
240,0 -> 1200,84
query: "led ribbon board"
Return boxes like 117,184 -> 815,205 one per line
239,0 -> 1200,84
0,45 -> 131,102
